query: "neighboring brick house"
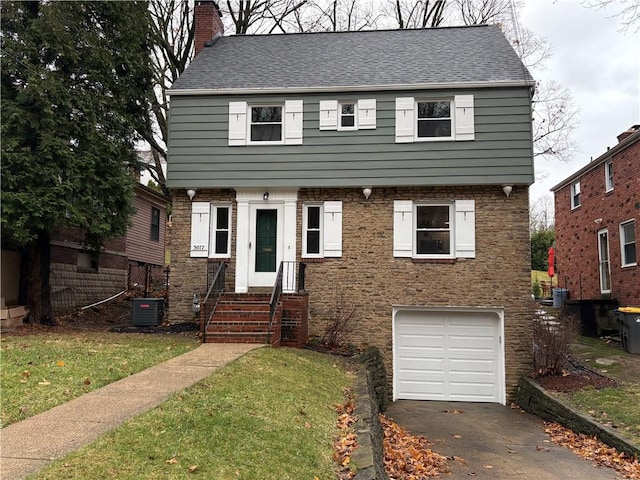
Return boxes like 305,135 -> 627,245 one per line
166,1 -> 536,404
551,125 -> 639,307
49,183 -> 169,310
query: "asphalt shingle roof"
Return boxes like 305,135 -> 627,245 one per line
171,25 -> 534,92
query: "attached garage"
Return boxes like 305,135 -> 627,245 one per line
393,307 -> 505,404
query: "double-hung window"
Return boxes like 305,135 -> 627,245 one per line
571,181 -> 581,209
415,204 -> 452,255
302,204 -> 323,257
150,207 -> 160,241
620,219 -> 637,266
605,161 -> 614,192
339,102 -> 356,130
393,200 -> 475,259
211,205 -> 232,257
417,101 -> 452,139
250,106 -> 282,143
319,99 -> 376,130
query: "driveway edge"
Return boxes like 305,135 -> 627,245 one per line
516,376 -> 640,458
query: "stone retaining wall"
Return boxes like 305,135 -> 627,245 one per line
516,376 -> 640,459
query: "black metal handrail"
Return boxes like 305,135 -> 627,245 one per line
268,262 -> 284,344
267,261 -> 306,344
202,262 -> 226,342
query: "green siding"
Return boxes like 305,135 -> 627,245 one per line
167,88 -> 534,188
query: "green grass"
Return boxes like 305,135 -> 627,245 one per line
27,348 -> 351,480
555,336 -> 640,446
1,332 -> 197,427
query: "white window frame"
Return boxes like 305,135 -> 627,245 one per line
415,100 -> 454,141
302,203 -> 324,258
620,219 -> 637,267
319,99 -> 376,131
571,181 -> 581,209
598,229 -> 611,294
605,161 -> 614,192
338,101 -> 357,131
414,203 -> 454,258
248,104 -> 284,145
210,204 -> 232,258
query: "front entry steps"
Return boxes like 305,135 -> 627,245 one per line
204,293 -> 282,345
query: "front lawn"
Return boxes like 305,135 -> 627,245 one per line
29,347 -> 352,480
1,331 -> 197,427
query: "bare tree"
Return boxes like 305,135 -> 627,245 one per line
583,0 -> 640,31
532,80 -> 579,160
387,0 -> 447,28
530,195 -> 555,232
295,0 -> 383,31
451,0 -> 510,24
222,0 -> 310,34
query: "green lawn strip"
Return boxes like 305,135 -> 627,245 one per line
571,336 -> 626,379
28,348 -> 351,480
556,384 -> 640,446
1,332 -> 197,427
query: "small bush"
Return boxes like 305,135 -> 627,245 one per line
532,308 -> 578,377
532,280 -> 542,298
320,291 -> 356,350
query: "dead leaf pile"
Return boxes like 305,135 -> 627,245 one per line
333,388 -> 357,480
381,415 -> 449,479
545,422 -> 640,479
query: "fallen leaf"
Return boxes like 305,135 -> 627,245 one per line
166,457 -> 178,464
484,464 -> 494,469
56,360 -> 66,367
304,421 -> 311,429
452,434 -> 462,438
38,379 -> 51,386
22,371 -> 31,377
187,465 -> 198,473
83,378 -> 91,385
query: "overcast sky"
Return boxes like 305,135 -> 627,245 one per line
519,0 -> 640,205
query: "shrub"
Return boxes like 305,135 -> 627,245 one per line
320,292 -> 356,350
532,279 -> 542,298
532,308 -> 578,377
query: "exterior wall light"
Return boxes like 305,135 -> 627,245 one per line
263,192 -> 269,201
362,187 -> 372,199
502,185 -> 513,197
187,189 -> 197,201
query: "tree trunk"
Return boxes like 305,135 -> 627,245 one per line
27,230 -> 55,325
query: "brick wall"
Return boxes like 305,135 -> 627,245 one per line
169,185 -> 533,399
554,139 -> 639,305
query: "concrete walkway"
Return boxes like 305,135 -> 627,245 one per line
0,343 -> 260,480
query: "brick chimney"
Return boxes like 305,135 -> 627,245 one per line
194,1 -> 224,57
617,124 -> 640,143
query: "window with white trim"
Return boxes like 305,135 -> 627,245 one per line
302,201 -> 342,258
620,219 -> 637,266
211,205 -> 232,257
302,204 -> 323,257
228,100 -> 303,146
339,102 -> 356,130
605,161 -> 614,192
393,200 -> 475,259
571,181 -> 581,209
190,202 -> 233,258
319,99 -> 376,131
250,106 -> 282,143
395,95 -> 475,143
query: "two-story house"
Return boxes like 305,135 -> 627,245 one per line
166,1 -> 535,404
551,125 -> 639,309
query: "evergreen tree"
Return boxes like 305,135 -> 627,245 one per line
1,1 -> 154,323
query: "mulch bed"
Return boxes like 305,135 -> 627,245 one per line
534,357 -> 618,392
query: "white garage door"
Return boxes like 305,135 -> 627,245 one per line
394,309 -> 504,403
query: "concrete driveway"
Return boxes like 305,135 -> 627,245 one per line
385,401 -> 621,479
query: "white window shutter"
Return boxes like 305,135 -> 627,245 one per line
284,100 -> 303,145
357,99 -> 376,129
454,95 -> 475,141
190,202 -> 210,257
455,200 -> 476,258
228,101 -> 247,146
393,200 -> 413,257
395,97 -> 415,143
319,100 -> 338,130
323,201 -> 342,257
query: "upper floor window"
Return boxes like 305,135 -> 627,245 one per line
319,99 -> 376,131
417,101 -> 452,139
605,161 -> 614,192
393,200 -> 475,259
620,219 -> 637,266
150,207 -> 160,241
228,100 -> 303,146
571,181 -> 581,209
339,102 -> 357,130
250,106 -> 282,143
395,95 -> 475,143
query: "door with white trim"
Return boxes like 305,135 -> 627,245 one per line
249,204 -> 283,287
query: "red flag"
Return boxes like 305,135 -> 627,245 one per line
547,247 -> 555,278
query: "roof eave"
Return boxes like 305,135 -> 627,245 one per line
550,129 -> 640,192
168,80 -> 535,96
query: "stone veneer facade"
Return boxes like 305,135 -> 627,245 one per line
169,185 -> 532,400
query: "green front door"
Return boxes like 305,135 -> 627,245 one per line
255,209 -> 277,272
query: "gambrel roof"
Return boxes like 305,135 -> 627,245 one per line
170,25 -> 534,94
